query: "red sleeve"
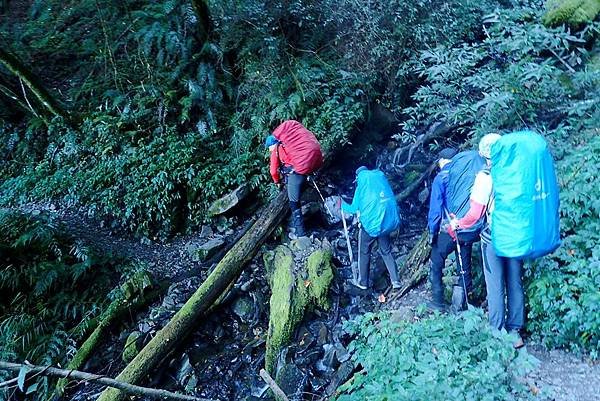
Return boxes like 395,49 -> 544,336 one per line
269,148 -> 280,183
457,199 -> 487,230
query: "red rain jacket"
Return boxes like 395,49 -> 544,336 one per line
269,120 -> 323,183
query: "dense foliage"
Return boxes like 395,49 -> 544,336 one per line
0,210 -> 134,396
334,309 -> 538,400
399,0 -> 600,355
0,0 -> 496,238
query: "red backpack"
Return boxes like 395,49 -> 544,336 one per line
273,120 -> 324,175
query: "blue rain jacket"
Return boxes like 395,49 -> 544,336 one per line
342,169 -> 401,237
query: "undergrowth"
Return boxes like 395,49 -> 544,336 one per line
334,308 -> 538,401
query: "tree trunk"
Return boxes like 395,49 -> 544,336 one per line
0,46 -> 73,125
97,191 -> 289,401
191,0 -> 211,44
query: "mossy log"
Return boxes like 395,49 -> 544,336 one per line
56,272 -> 165,395
97,191 -> 289,401
0,46 -> 73,125
390,230 -> 431,301
264,244 -> 334,374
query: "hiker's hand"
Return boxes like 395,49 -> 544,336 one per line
275,182 -> 283,191
446,224 -> 457,240
448,214 -> 459,230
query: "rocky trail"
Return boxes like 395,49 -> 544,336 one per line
16,194 -> 600,401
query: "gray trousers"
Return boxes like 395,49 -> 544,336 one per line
481,241 -> 525,331
358,227 -> 399,287
286,171 -> 306,209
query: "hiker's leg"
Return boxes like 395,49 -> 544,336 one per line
377,233 -> 399,284
429,232 -> 454,305
287,173 -> 306,236
481,241 -> 506,330
457,231 -> 478,293
358,227 -> 375,287
505,257 -> 525,331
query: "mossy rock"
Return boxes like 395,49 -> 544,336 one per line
122,331 -> 142,363
121,270 -> 154,300
543,0 -> 600,28
264,244 -> 334,373
306,249 -> 334,310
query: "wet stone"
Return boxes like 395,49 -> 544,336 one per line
275,362 -> 307,401
232,296 -> 254,322
199,225 -> 213,238
326,360 -> 355,395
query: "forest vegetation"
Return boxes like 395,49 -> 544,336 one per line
0,0 -> 599,399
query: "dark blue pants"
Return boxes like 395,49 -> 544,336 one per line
430,231 -> 477,303
357,227 -> 399,287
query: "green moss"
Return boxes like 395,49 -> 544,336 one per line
543,0 -> 600,27
122,331 -> 142,363
265,246 -> 304,373
265,245 -> 334,373
306,249 -> 334,310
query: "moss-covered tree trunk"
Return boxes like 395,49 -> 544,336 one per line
97,191 -> 289,401
0,46 -> 73,125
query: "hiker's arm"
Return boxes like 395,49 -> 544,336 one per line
341,185 -> 361,214
456,200 -> 487,229
455,171 -> 492,230
427,173 -> 445,236
269,149 -> 280,183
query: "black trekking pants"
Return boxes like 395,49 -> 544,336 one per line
429,231 -> 478,302
358,227 -> 399,287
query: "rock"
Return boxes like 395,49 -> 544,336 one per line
326,361 -> 355,395
232,296 -> 254,322
275,362 -> 307,401
390,306 -> 415,323
199,225 -> 213,238
265,245 -> 334,373
317,344 -> 338,372
187,238 -> 225,262
290,236 -> 312,251
207,183 -> 251,216
543,0 -> 600,28
122,331 -> 142,363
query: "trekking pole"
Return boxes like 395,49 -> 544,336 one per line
444,208 -> 470,307
308,175 -> 334,218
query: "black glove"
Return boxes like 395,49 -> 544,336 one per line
275,182 -> 284,191
429,233 -> 437,247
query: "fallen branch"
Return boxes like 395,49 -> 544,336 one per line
0,361 -> 210,401
393,122 -> 453,168
97,191 -> 289,401
396,162 -> 436,203
388,230 -> 431,302
259,369 -> 289,401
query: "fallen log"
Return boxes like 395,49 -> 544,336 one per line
389,230 -> 431,302
55,272 -> 167,395
396,162 -> 436,203
97,190 -> 289,401
0,361 -> 211,401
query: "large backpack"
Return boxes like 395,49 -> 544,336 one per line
355,169 -> 401,236
490,130 -> 560,259
273,120 -> 324,175
445,150 -> 487,233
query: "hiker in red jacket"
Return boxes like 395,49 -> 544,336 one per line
265,120 -> 324,238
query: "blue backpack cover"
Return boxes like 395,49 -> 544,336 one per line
445,150 -> 486,233
352,169 -> 401,237
490,131 -> 560,259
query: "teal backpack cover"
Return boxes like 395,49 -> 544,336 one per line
490,131 -> 560,259
345,169 -> 401,237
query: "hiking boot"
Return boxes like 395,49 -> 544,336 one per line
391,281 -> 401,290
427,300 -> 448,312
290,209 -> 306,238
510,330 -> 525,349
350,278 -> 368,290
